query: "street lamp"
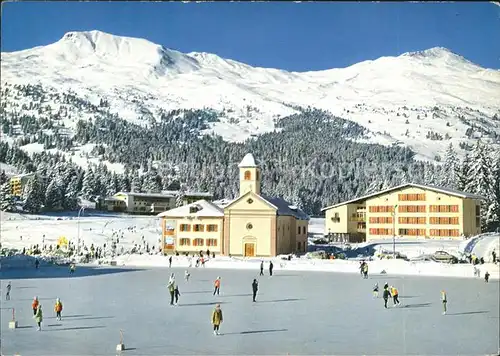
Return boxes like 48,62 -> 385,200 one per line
392,204 -> 398,260
77,206 -> 87,256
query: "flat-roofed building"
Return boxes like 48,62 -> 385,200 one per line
322,183 -> 484,242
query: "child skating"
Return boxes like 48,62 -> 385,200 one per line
167,279 -> 176,306
484,271 -> 490,283
441,290 -> 447,315
372,283 -> 379,298
211,304 -> 223,335
383,287 -> 391,309
213,277 -> 221,296
185,270 -> 190,282
54,298 -> 63,321
34,305 -> 43,331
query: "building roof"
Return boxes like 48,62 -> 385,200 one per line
157,200 -> 224,218
115,191 -> 176,199
238,153 -> 257,168
261,194 -> 310,220
321,183 -> 486,212
161,190 -> 213,197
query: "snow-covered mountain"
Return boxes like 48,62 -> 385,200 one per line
2,30 -> 500,161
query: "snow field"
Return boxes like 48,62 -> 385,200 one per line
1,267 -> 499,355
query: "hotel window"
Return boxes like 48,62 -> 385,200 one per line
206,239 -> 218,247
429,229 -> 460,237
369,206 -> 395,213
179,238 -> 190,246
297,226 -> 301,234
398,193 -> 426,201
398,217 -> 426,224
399,228 -> 426,236
369,217 -> 393,224
193,238 -> 204,247
303,226 -> 307,234
180,224 -> 190,232
398,205 -> 426,213
331,213 -> 340,223
430,217 -> 459,225
475,205 -> 480,217
193,224 -> 204,232
369,228 -> 393,235
430,205 -> 459,213
207,224 -> 218,232
244,170 -> 251,180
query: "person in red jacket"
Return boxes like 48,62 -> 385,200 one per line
213,277 -> 221,296
32,296 -> 39,316
54,298 -> 63,321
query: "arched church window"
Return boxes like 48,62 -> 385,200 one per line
244,170 -> 251,180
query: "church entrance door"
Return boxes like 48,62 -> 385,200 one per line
244,243 -> 255,257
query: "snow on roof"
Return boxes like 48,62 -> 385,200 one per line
238,153 -> 257,168
212,198 -> 236,209
161,190 -> 213,197
116,191 -> 176,199
157,200 -> 224,218
321,183 -> 486,211
260,194 -> 310,220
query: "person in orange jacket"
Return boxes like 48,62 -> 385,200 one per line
54,298 -> 63,321
32,296 -> 39,316
213,277 -> 221,296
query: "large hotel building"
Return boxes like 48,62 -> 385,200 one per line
322,183 -> 484,242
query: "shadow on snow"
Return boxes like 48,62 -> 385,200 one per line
222,328 -> 288,336
1,266 -> 145,280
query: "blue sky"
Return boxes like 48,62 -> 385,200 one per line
2,2 -> 499,71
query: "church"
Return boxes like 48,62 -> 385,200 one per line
158,153 -> 309,257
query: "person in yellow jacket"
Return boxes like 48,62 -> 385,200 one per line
211,304 -> 223,335
54,298 -> 63,321
390,286 -> 400,306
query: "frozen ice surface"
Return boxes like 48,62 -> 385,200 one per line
1,266 -> 499,355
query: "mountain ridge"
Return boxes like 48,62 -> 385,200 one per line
1,30 -> 499,161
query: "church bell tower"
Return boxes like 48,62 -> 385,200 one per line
238,153 -> 261,197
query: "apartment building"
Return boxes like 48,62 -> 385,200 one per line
322,183 -> 484,242
101,190 -> 213,215
9,173 -> 48,197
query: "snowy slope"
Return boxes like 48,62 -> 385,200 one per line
2,30 -> 500,160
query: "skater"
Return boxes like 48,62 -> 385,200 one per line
35,259 -> 39,269
54,298 -> 63,321
167,279 -> 176,306
185,270 -> 190,282
168,273 -> 175,284
34,305 -> 43,331
492,250 -> 497,264
213,277 -> 221,296
252,279 -> 258,302
211,304 -> 223,335
363,263 -> 369,279
383,282 -> 389,291
372,283 -> 379,298
6,281 -> 11,301
484,271 -> 490,283
391,286 -> 400,306
383,287 -> 391,309
69,263 -> 76,274
359,261 -> 365,276
269,261 -> 274,276
169,256 -> 172,268
441,290 -> 447,315
174,285 -> 181,305
32,296 -> 39,315
260,261 -> 264,276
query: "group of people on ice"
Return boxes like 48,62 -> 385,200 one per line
29,296 -> 63,331
372,282 -> 400,308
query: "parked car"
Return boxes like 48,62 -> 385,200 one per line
431,250 -> 458,264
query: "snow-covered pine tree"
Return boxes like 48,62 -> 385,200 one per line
0,182 -> 16,212
439,143 -> 459,189
81,168 -> 96,199
45,179 -> 63,211
176,184 -> 186,207
467,141 -> 494,231
456,153 -> 472,191
22,174 -> 44,213
0,170 -> 7,185
63,176 -> 79,211
131,171 -> 143,193
485,152 -> 500,231
143,171 -> 161,193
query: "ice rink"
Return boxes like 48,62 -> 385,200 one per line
1,266 -> 499,355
